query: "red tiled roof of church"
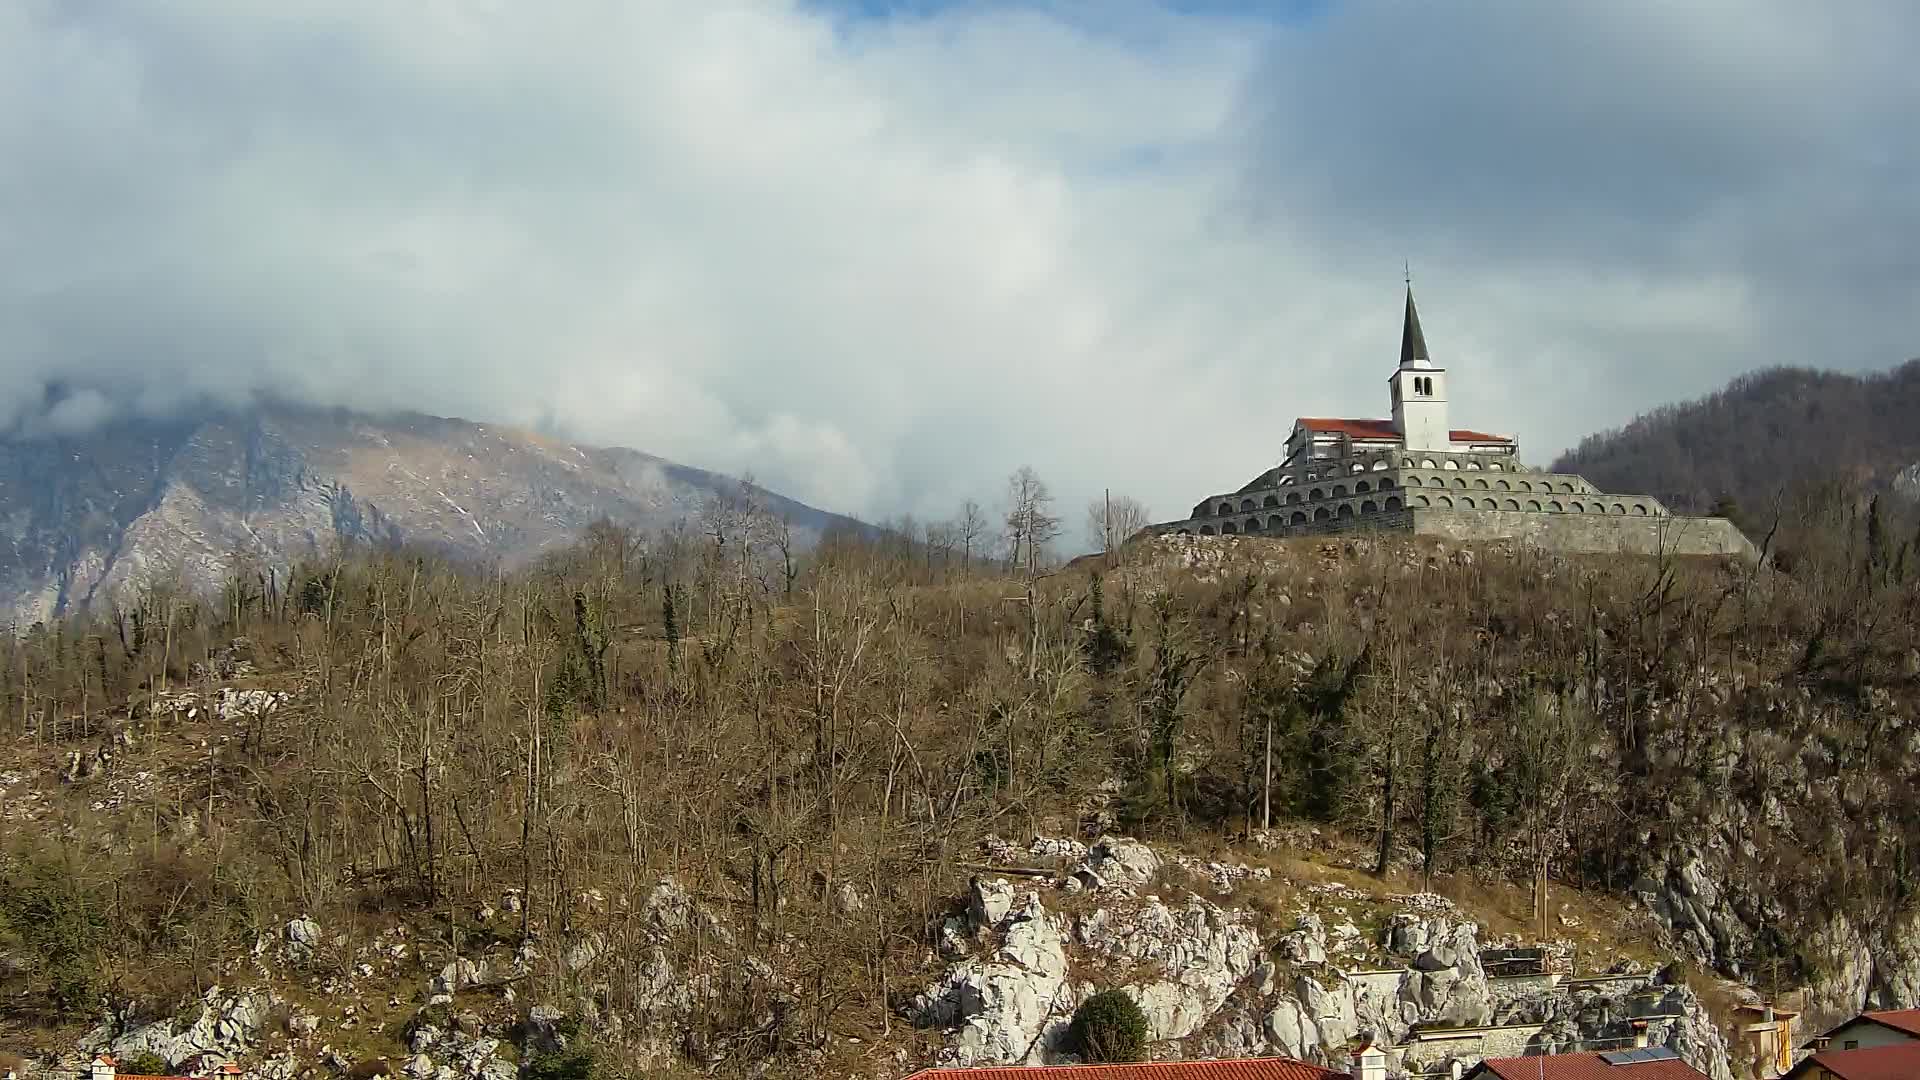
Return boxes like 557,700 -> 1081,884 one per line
1295,418 -> 1512,444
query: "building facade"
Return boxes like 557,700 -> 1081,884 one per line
1151,288 -> 1754,559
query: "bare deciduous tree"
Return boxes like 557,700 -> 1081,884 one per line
1002,466 -> 1061,579
1085,493 -> 1152,555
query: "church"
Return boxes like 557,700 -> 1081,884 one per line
1152,288 -> 1754,558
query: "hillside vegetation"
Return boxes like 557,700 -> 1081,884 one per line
1552,359 -> 1920,517
1,477 -> 1918,1077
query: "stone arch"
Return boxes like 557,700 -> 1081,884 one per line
1474,478 -> 1490,489
1459,496 -> 1476,509
1218,502 -> 1233,516
1222,521 -> 1238,534
1372,459 -> 1389,471
1467,460 -> 1483,470
1410,495 -> 1429,508
1402,457 -> 1416,468
1361,500 -> 1379,514
1496,479 -> 1511,491
1488,461 -> 1504,471
1548,500 -> 1564,512
1526,500 -> 1541,512
1406,475 -> 1422,487
1337,503 -> 1355,519
1263,495 -> 1279,508
1313,507 -> 1332,522
1517,481 -> 1533,492
1332,484 -> 1348,497
1199,524 -> 1215,535
1286,491 -> 1302,505
1452,477 -> 1468,489
1437,495 -> 1454,508
1570,502 -> 1587,513
1559,482 -> 1576,493
1385,496 -> 1403,511
1609,503 -> 1626,515
1443,460 -> 1459,470
1502,499 -> 1519,511
1420,458 -> 1438,469
1356,480 -> 1371,493
1350,462 -> 1365,474
1632,503 -> 1649,515
1310,488 -> 1325,501
1380,476 -> 1396,489
1290,511 -> 1309,525
1241,498 -> 1256,512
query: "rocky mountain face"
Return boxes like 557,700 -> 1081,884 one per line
0,404 -> 860,623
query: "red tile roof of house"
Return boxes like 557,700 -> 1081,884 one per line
1787,1041 -> 1920,1079
1294,418 -> 1512,444
1471,1051 -> 1708,1080
1857,1009 -> 1920,1037
900,1059 -> 1348,1080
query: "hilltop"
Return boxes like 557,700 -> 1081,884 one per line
0,508 -> 1914,1079
1552,360 -> 1920,517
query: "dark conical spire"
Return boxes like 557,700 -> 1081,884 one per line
1399,284 -> 1430,368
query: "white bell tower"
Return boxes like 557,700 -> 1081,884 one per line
1389,283 -> 1450,452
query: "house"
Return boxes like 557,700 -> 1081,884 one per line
1805,1010 -> 1920,1053
1781,1040 -> 1920,1079
1464,1047 -> 1711,1080
899,1045 -> 1382,1080
87,1055 -> 236,1080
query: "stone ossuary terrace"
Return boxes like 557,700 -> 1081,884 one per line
1151,287 -> 1754,559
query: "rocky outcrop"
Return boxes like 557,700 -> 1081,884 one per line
86,987 -> 277,1068
1077,894 -> 1263,1041
912,882 -> 1074,1066
907,836 -> 1728,1078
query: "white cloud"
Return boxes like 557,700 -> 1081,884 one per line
0,0 -> 1913,529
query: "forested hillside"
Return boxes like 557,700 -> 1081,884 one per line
1,478 -> 1918,1078
1552,360 -> 1920,518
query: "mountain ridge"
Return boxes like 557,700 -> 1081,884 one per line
0,401 -> 862,622
1551,359 -> 1920,516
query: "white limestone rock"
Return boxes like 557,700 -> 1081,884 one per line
1277,914 -> 1328,965
1080,836 -> 1162,889
284,917 -> 321,963
912,891 -> 1072,1066
969,878 -> 1016,932
1076,894 -> 1261,1041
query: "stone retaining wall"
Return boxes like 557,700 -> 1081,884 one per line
1407,509 -> 1756,559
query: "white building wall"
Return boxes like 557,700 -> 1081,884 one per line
1823,1020 -> 1917,1051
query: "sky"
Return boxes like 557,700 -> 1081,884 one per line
2,1 -> 1916,529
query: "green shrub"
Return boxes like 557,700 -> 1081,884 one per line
0,852 -> 108,1016
1069,989 -> 1150,1063
122,1054 -> 171,1076
523,1047 -> 596,1080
